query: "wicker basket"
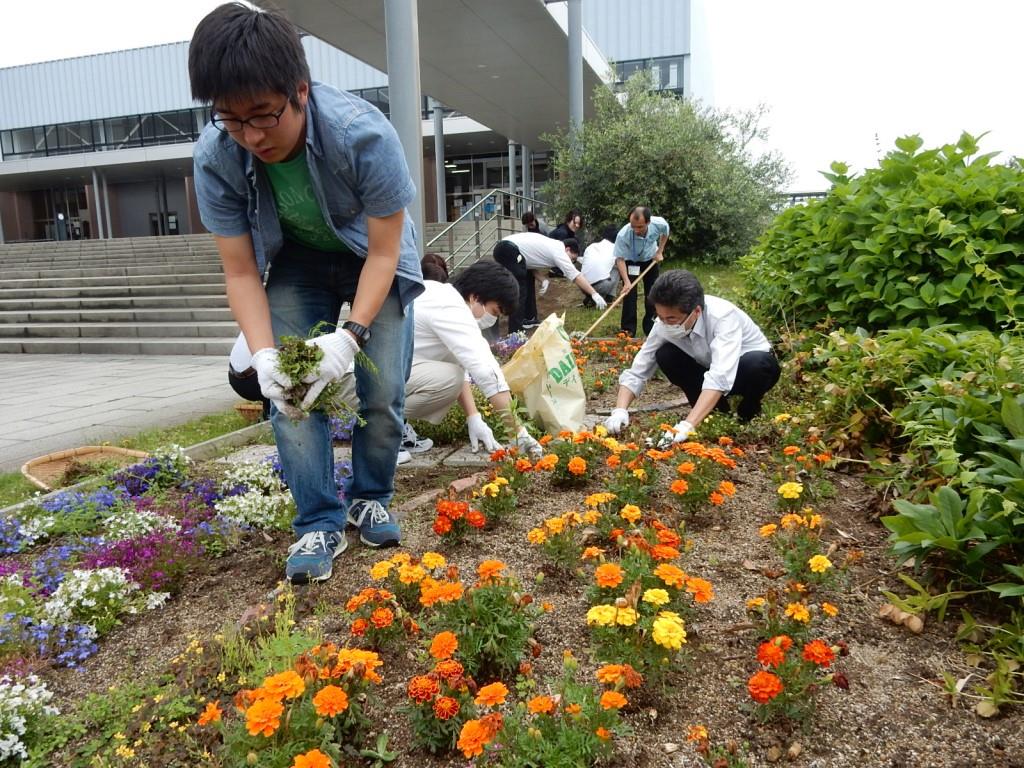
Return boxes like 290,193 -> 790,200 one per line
21,446 -> 150,492
234,401 -> 264,424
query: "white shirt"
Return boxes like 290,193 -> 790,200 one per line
619,295 -> 771,396
502,231 -> 580,281
414,281 -> 510,399
230,332 -> 253,372
580,239 -> 616,284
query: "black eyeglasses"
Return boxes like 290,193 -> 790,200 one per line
211,103 -> 288,133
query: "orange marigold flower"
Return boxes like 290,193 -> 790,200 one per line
651,544 -> 680,561
565,703 -> 582,715
538,434 -> 554,445
567,456 -> 588,475
815,452 -> 832,463
581,546 -> 604,560
420,579 -> 465,607
748,670 -> 784,703
656,527 -> 682,547
596,726 -> 613,741
292,748 -> 331,768
527,695 -> 556,715
351,617 -> 369,637
676,461 -> 696,475
687,724 -> 709,742
756,639 -> 786,668
606,454 -> 621,468
490,448 -> 508,462
370,607 -> 394,629
197,701 -> 222,726
477,559 -> 506,581
458,719 -> 491,758
718,480 -> 737,497
433,516 -> 453,535
759,523 -> 778,537
802,639 -> 836,667
685,577 -> 714,603
718,436 -> 734,446
433,695 -> 461,720
262,670 -> 305,700
600,690 -> 628,710
430,631 -> 459,660
515,458 -> 533,472
467,509 -> 487,528
670,479 -> 690,495
475,681 -> 509,707
408,675 -> 441,703
654,563 -> 686,589
594,562 -> 624,588
822,602 -> 839,618
709,491 -> 725,506
771,634 -> 794,651
783,445 -> 800,456
245,697 -> 284,737
434,658 -> 465,683
535,454 -> 559,470
313,685 -> 349,717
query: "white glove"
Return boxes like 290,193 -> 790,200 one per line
664,419 -> 694,445
301,331 -> 360,410
603,408 -> 629,435
467,414 -> 501,453
539,279 -> 550,296
514,426 -> 543,458
591,293 -> 607,310
251,347 -> 304,420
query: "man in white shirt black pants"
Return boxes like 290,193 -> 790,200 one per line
602,270 -> 780,443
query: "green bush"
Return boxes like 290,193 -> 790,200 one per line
742,133 -> 1024,331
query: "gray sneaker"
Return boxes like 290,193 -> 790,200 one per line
285,530 -> 346,584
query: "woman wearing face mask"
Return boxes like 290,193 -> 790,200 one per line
359,255 -> 541,459
603,270 -> 780,443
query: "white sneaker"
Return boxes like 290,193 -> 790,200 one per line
401,422 -> 434,453
539,279 -> 550,296
397,449 -> 412,465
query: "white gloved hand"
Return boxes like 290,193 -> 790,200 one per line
467,414 -> 501,453
539,279 -> 550,296
301,331 -> 360,410
514,426 -> 543,458
251,347 -> 305,420
591,293 -> 608,310
664,419 -> 694,445
603,407 -> 629,435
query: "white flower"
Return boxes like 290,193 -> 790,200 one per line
145,592 -> 171,610
220,460 -> 285,496
102,508 -> 175,540
215,491 -> 292,530
0,675 -> 59,760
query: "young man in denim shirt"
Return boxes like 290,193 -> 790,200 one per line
189,3 -> 423,583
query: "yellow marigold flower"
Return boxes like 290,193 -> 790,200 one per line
421,551 -> 447,570
115,746 -> 136,759
481,482 -> 500,497
495,476 -> 509,486
615,607 -> 638,626
583,510 -> 601,525
632,467 -> 647,481
586,605 -> 618,627
805,514 -> 823,529
619,504 -> 642,524
822,602 -> 839,617
399,563 -> 427,585
594,424 -> 608,437
652,613 -> 687,650
527,528 -> 547,545
808,554 -> 833,573
777,482 -> 804,500
369,560 -> 393,580
773,413 -> 792,424
784,602 -> 811,623
746,597 -> 766,610
759,523 -> 778,537
390,552 -> 412,566
687,724 -> 708,742
642,588 -> 670,606
779,513 -> 804,529
585,492 -> 617,507
544,517 -> 566,535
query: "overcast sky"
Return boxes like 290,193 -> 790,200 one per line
2,0 -> 1021,191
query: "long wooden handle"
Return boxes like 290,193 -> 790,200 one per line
579,259 -> 661,340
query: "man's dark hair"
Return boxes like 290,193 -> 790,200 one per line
629,205 -> 652,223
452,261 -> 520,316
563,237 -> 580,256
601,224 -> 618,242
189,3 -> 310,107
421,253 -> 450,283
522,211 -> 538,227
649,270 -> 705,313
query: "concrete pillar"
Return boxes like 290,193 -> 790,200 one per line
568,0 -> 584,135
507,140 -> 516,205
91,168 -> 105,239
102,172 -> 113,239
385,0 -> 425,257
521,146 -> 531,201
431,97 -> 446,223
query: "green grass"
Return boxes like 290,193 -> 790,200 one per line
0,472 -> 41,509
562,261 -> 744,338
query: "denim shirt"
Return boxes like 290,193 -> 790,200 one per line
612,216 -> 670,263
193,82 -> 424,308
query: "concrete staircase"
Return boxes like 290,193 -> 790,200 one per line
0,235 -> 235,355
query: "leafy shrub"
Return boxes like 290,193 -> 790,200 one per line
742,133 -> 1024,331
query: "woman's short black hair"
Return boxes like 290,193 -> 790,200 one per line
451,261 -> 520,316
189,3 -> 310,107
421,253 -> 450,283
649,270 -> 706,314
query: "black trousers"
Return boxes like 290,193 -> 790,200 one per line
493,241 -> 537,333
620,260 -> 660,337
228,366 -> 271,418
655,344 -> 781,421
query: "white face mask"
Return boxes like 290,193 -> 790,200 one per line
661,309 -> 698,338
476,309 -> 498,330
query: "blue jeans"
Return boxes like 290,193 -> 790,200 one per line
265,240 -> 413,535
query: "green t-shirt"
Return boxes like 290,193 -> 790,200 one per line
264,149 -> 350,252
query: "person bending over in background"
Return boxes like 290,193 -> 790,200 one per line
603,270 -> 780,442
580,224 -> 624,305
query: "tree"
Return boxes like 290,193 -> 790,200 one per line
542,74 -> 791,263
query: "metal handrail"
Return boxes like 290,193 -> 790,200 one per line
424,189 -> 548,249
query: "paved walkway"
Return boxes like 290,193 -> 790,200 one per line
0,355 -> 238,473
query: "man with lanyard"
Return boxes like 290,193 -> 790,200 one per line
614,205 -> 670,337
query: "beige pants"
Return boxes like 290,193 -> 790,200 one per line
337,359 -> 464,424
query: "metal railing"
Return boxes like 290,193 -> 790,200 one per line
425,189 -> 549,273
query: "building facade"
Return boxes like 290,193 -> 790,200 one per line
0,0 -> 698,243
